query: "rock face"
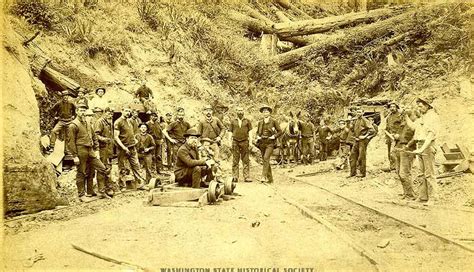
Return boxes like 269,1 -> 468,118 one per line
2,19 -> 60,215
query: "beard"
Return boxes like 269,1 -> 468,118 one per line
237,114 -> 244,119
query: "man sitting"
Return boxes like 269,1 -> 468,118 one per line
174,128 -> 215,188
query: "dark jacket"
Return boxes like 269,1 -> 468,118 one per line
51,100 -> 76,121
95,117 -> 114,152
174,143 -> 206,181
229,118 -> 252,141
197,117 -> 226,140
68,117 -> 98,156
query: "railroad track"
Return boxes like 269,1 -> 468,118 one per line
269,177 -> 473,272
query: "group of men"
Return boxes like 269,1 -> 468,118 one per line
382,98 -> 440,203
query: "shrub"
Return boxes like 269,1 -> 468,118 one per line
62,18 -> 93,43
10,0 -> 59,30
137,0 -> 160,30
84,31 -> 131,66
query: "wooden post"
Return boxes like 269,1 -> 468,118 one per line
261,34 -> 278,57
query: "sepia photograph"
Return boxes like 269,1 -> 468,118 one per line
1,0 -> 473,270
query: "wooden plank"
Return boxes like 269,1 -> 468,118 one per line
46,139 -> 65,166
441,143 -> 450,154
149,188 -> 207,206
443,152 -> 463,160
442,159 -> 464,166
457,144 -> 471,160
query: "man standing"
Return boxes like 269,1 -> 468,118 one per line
74,88 -> 89,109
68,103 -> 109,201
197,105 -> 226,161
89,87 -> 108,110
405,97 -> 440,203
256,105 -> 282,183
175,128 -> 215,188
384,102 -> 403,171
147,112 -> 165,174
130,109 -> 141,135
48,90 -> 76,152
164,112 -> 174,169
163,107 -> 191,167
316,118 -> 332,161
393,108 -> 419,200
348,107 -> 376,178
114,106 -> 147,190
94,107 -> 115,198
229,106 -> 253,182
334,119 -> 351,170
136,123 -> 156,183
299,113 -> 315,165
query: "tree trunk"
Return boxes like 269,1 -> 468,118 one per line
272,6 -> 437,68
261,34 -> 278,56
242,5 -> 274,25
270,4 -> 292,23
39,66 -> 81,95
275,0 -> 314,19
272,7 -> 406,37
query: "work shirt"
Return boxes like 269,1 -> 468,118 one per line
94,117 -> 114,150
146,120 -> 164,141
335,126 -> 350,142
386,112 -> 403,134
130,116 -> 140,135
317,126 -> 332,141
135,133 -> 155,155
413,109 -> 440,141
51,99 -> 76,121
352,116 -> 375,138
257,117 -> 282,138
89,96 -> 109,110
300,121 -> 315,137
68,117 -> 98,156
197,117 -> 226,140
114,116 -> 137,147
167,119 -> 191,143
229,117 -> 252,141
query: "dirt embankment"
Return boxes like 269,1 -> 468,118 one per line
1,18 -> 62,215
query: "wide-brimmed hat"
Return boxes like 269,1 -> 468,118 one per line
259,104 -> 272,113
416,97 -> 433,109
61,90 -> 70,96
203,104 -> 213,110
93,107 -> 104,113
184,128 -> 201,137
95,87 -> 106,94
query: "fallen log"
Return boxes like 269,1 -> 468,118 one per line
242,5 -> 274,25
275,0 -> 314,19
270,4 -> 292,23
273,5 -> 442,68
272,7 -> 407,37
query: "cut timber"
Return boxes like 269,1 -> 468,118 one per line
261,34 -> 278,56
270,4 -> 292,23
273,5 -> 439,68
275,0 -> 314,20
40,65 -> 80,94
272,7 -> 406,37
148,188 -> 207,206
46,139 -> 65,166
242,5 -> 274,25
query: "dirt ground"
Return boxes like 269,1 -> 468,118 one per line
3,160 -> 473,271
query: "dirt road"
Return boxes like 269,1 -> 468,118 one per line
2,174 -> 372,271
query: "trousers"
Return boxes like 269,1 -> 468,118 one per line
259,141 -> 274,182
416,143 -> 439,201
394,146 -> 416,198
350,139 -> 368,176
117,146 -> 145,188
232,140 -> 250,181
76,146 -> 108,196
176,166 -> 213,188
300,137 -> 314,164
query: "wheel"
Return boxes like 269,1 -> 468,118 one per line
208,181 -> 219,203
224,177 -> 234,195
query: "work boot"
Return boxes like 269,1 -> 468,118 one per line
98,192 -> 111,199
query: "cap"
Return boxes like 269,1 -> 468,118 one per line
76,102 -> 88,109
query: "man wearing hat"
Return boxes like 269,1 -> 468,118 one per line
89,87 -> 108,111
68,102 -> 110,201
405,97 -> 440,203
197,104 -> 226,161
228,106 -> 253,182
136,123 -> 156,183
175,128 -> 215,188
114,106 -> 147,190
74,88 -> 89,109
164,112 -> 174,168
147,112 -> 165,174
299,113 -> 316,165
163,107 -> 191,167
348,107 -> 376,178
383,101 -> 403,171
95,107 -> 115,197
48,90 -> 76,152
255,104 -> 282,183
334,119 -> 350,169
